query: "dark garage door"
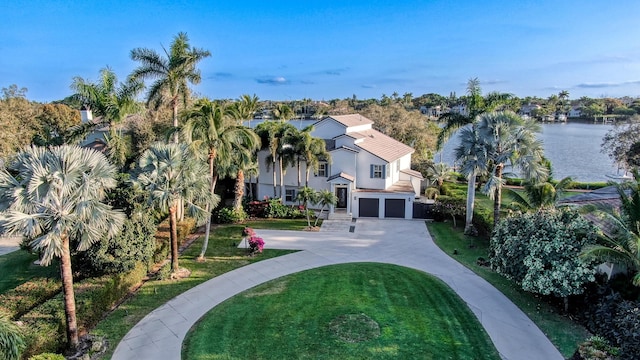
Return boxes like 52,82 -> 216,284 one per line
385,199 -> 405,218
358,198 -> 379,217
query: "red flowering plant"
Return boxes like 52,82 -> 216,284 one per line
243,227 -> 265,254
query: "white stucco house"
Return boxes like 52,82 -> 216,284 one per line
250,114 -> 424,220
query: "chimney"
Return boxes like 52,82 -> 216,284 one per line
80,106 -> 93,123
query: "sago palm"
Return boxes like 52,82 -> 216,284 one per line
314,189 -> 338,226
0,145 -> 125,350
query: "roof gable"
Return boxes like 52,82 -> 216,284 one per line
346,129 -> 414,162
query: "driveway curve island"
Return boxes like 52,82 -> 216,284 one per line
112,219 -> 562,360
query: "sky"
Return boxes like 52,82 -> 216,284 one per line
2,0 -> 640,103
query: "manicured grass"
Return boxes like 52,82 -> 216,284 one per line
0,249 -> 59,294
182,263 -> 501,360
91,224 -> 296,359
427,221 -> 590,358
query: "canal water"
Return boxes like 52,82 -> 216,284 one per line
435,122 -> 618,183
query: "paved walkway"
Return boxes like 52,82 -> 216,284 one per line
112,219 -> 562,360
0,236 -> 21,256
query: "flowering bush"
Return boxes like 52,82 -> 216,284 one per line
243,227 -> 264,254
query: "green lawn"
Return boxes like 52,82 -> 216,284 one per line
182,263 -> 501,360
0,249 -> 59,294
91,224 -> 297,359
427,222 -> 590,358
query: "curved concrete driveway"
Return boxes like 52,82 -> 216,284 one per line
113,219 -> 562,360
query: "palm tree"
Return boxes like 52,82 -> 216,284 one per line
130,32 -> 211,143
228,94 -> 260,124
71,67 -> 143,166
134,142 -> 217,271
255,121 -> 296,198
426,163 -> 454,190
273,103 -> 294,121
0,145 -> 125,349
436,78 -> 513,151
455,123 -> 489,233
296,187 -> 318,227
581,170 -> 640,286
314,189 -> 338,226
182,99 -> 259,260
291,126 -> 331,186
506,176 -> 574,210
475,111 -> 547,227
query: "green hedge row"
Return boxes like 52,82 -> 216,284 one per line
503,177 -> 608,190
0,278 -> 61,319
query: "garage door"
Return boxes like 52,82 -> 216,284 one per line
358,198 -> 379,217
385,199 -> 405,218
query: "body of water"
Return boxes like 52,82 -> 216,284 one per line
434,122 -> 618,183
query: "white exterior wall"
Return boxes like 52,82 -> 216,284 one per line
356,150 -> 389,190
312,119 -> 344,139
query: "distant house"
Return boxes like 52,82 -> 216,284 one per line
250,114 -> 424,219
568,107 -> 582,118
519,104 -> 541,118
420,105 -> 445,118
449,104 -> 468,116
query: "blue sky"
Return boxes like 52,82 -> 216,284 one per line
2,0 -> 640,103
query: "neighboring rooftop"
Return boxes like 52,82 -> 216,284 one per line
327,114 -> 374,128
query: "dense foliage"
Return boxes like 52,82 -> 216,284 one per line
490,208 -> 598,303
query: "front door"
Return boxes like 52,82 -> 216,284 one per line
336,187 -> 347,208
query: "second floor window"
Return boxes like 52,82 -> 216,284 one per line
316,163 -> 327,177
371,164 -> 385,178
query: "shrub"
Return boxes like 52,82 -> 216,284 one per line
0,279 -> 61,319
0,311 -> 25,360
575,336 -> 618,360
585,292 -> 640,360
472,207 -> 493,238
215,207 -> 248,224
74,211 -> 156,276
490,208 -> 598,308
432,196 -> 465,226
153,217 -> 196,263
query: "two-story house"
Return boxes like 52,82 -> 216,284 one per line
251,114 -> 423,219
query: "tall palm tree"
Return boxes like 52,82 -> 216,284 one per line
228,94 -> 260,124
436,78 -> 513,151
130,32 -> 211,143
581,170 -> 640,286
475,111 -> 547,227
134,142 -> 217,271
71,67 -> 143,166
455,123 -> 489,233
182,99 -> 259,260
292,125 -> 331,186
0,145 -> 125,350
255,121 -> 296,198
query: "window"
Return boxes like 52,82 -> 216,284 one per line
285,189 -> 296,202
316,163 -> 327,177
370,164 -> 384,179
396,159 -> 401,171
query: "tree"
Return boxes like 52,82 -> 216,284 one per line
0,85 -> 38,158
273,103 -> 294,121
296,186 -> 318,227
0,145 -> 125,349
255,121 -> 296,198
228,94 -> 260,123
289,125 -> 330,186
506,176 -> 574,210
0,312 -> 25,360
475,111 -> 547,227
490,208 -> 598,311
455,123 -> 488,233
182,99 -> 259,260
32,103 -> 82,146
580,170 -> 640,286
134,143 -> 218,272
130,32 -> 211,143
601,116 -> 640,171
436,78 -> 513,151
314,189 -> 338,226
71,67 -> 143,166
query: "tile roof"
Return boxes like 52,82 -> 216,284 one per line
327,114 -> 374,128
355,180 -> 415,194
345,129 -> 414,162
400,168 -> 424,179
327,172 -> 355,182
